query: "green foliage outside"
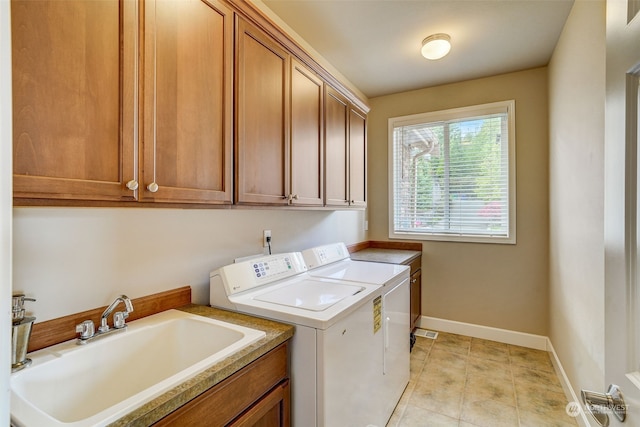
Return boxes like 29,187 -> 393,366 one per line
407,116 -> 505,231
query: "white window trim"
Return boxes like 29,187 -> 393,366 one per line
387,100 -> 516,244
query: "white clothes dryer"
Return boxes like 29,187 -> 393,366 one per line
210,252 -> 388,427
302,243 -> 411,424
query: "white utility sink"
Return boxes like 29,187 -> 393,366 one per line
10,309 -> 266,427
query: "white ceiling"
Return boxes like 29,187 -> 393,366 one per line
261,0 -> 574,98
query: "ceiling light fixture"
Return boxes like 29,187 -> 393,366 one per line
421,33 -> 451,60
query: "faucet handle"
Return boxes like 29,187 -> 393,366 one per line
75,320 -> 95,340
113,311 -> 129,329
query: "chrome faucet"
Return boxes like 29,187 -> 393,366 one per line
99,295 -> 134,333
75,295 -> 134,345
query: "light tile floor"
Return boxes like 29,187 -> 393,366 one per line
387,332 -> 579,427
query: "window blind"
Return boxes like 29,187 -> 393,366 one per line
389,101 -> 515,243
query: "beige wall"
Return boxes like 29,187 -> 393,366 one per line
12,208 -> 366,322
549,0 -> 606,393
368,68 -> 549,335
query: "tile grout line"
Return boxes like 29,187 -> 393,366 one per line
457,338 -> 473,426
393,340 -> 433,426
507,345 -> 525,427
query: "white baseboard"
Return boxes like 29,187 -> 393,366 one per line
418,316 -> 548,350
547,339 -> 591,427
417,316 -> 591,426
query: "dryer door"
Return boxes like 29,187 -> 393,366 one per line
382,278 -> 411,422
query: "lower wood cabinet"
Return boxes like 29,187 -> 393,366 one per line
153,342 -> 290,427
408,256 -> 422,331
410,267 -> 422,331
229,379 -> 290,427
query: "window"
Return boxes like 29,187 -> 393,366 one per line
388,100 -> 515,244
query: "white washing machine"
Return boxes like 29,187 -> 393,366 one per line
302,243 -> 411,424
210,252 -> 388,427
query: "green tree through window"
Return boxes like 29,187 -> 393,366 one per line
390,101 -> 515,243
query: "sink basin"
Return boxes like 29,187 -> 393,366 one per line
10,309 -> 266,427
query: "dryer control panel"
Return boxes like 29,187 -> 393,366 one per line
302,242 -> 350,269
211,252 -> 307,297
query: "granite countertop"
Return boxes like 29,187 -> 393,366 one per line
350,248 -> 421,265
108,304 -> 294,427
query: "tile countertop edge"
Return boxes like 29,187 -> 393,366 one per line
108,304 -> 295,427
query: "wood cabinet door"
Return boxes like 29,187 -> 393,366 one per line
141,0 -> 233,204
290,59 -> 323,206
410,268 -> 422,330
12,0 -> 136,201
348,106 -> 367,207
235,17 -> 290,205
153,343 -> 289,427
229,379 -> 290,427
324,87 -> 349,207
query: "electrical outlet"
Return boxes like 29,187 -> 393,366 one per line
263,230 -> 271,247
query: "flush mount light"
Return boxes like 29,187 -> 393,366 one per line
421,33 -> 451,60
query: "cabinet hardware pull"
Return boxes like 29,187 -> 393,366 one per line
126,180 -> 139,191
293,194 -> 299,200
147,182 -> 159,193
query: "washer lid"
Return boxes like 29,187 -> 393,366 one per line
254,280 -> 365,311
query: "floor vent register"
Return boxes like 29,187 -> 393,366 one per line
414,329 -> 438,339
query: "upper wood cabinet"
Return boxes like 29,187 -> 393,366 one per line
12,0 -> 365,208
140,0 -> 233,204
325,87 -> 367,208
12,0 -> 233,205
235,16 -> 290,205
324,87 -> 349,207
12,0 -> 136,201
348,106 -> 367,207
290,59 -> 324,207
235,20 -> 325,207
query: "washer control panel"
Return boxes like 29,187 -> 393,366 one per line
213,252 -> 307,296
251,256 -> 293,280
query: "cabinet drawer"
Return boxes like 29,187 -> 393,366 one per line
154,342 -> 288,427
229,379 -> 290,427
407,257 -> 422,275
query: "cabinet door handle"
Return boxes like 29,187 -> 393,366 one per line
350,200 -> 355,204
293,194 -> 299,200
147,182 -> 159,193
126,180 -> 139,191
411,278 -> 417,284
